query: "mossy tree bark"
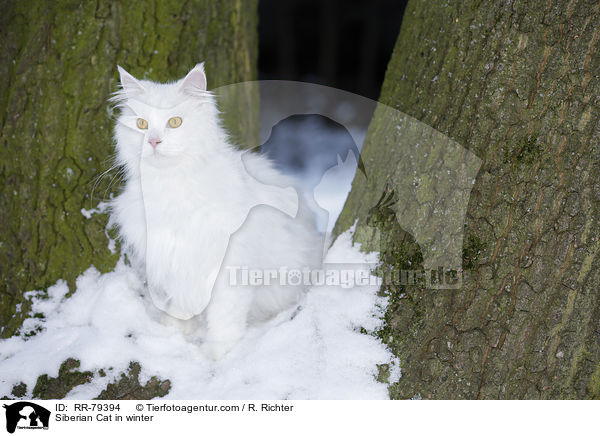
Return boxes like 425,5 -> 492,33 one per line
337,0 -> 600,398
0,0 -> 258,338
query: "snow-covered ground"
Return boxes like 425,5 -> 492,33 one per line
0,228 -> 398,399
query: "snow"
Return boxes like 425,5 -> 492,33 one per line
0,227 -> 398,399
80,201 -> 109,219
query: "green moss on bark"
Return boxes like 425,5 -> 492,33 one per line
10,383 -> 27,398
3,359 -> 171,400
32,358 -> 93,399
95,362 -> 171,400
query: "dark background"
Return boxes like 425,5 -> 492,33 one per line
259,0 -> 408,100
255,0 -> 408,232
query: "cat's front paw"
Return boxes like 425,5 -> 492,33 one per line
201,339 -> 237,361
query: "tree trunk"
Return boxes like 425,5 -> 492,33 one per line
0,0 -> 258,338
336,0 -> 600,399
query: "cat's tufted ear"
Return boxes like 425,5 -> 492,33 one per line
117,65 -> 145,95
179,63 -> 207,96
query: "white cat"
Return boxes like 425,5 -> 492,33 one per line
109,63 -> 322,359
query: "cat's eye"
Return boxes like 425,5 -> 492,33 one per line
137,118 -> 148,130
168,117 -> 182,128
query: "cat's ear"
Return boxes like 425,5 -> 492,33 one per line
117,65 -> 145,96
179,63 -> 207,96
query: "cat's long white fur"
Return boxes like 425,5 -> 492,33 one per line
109,64 -> 322,359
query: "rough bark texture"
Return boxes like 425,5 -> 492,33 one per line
0,0 -> 258,339
336,0 -> 600,398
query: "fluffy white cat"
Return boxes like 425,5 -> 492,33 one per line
109,64 -> 322,359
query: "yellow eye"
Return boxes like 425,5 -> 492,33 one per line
168,116 -> 182,128
137,118 -> 148,129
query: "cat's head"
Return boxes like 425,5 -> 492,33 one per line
112,63 -> 223,171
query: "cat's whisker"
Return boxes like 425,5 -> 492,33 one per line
102,166 -> 129,200
90,159 -> 122,206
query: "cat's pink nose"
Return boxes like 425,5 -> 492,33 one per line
148,138 -> 162,149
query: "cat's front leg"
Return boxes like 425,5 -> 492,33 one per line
201,284 -> 253,360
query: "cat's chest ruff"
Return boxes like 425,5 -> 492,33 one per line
137,162 -> 251,234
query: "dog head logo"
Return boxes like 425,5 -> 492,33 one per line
3,402 -> 50,433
